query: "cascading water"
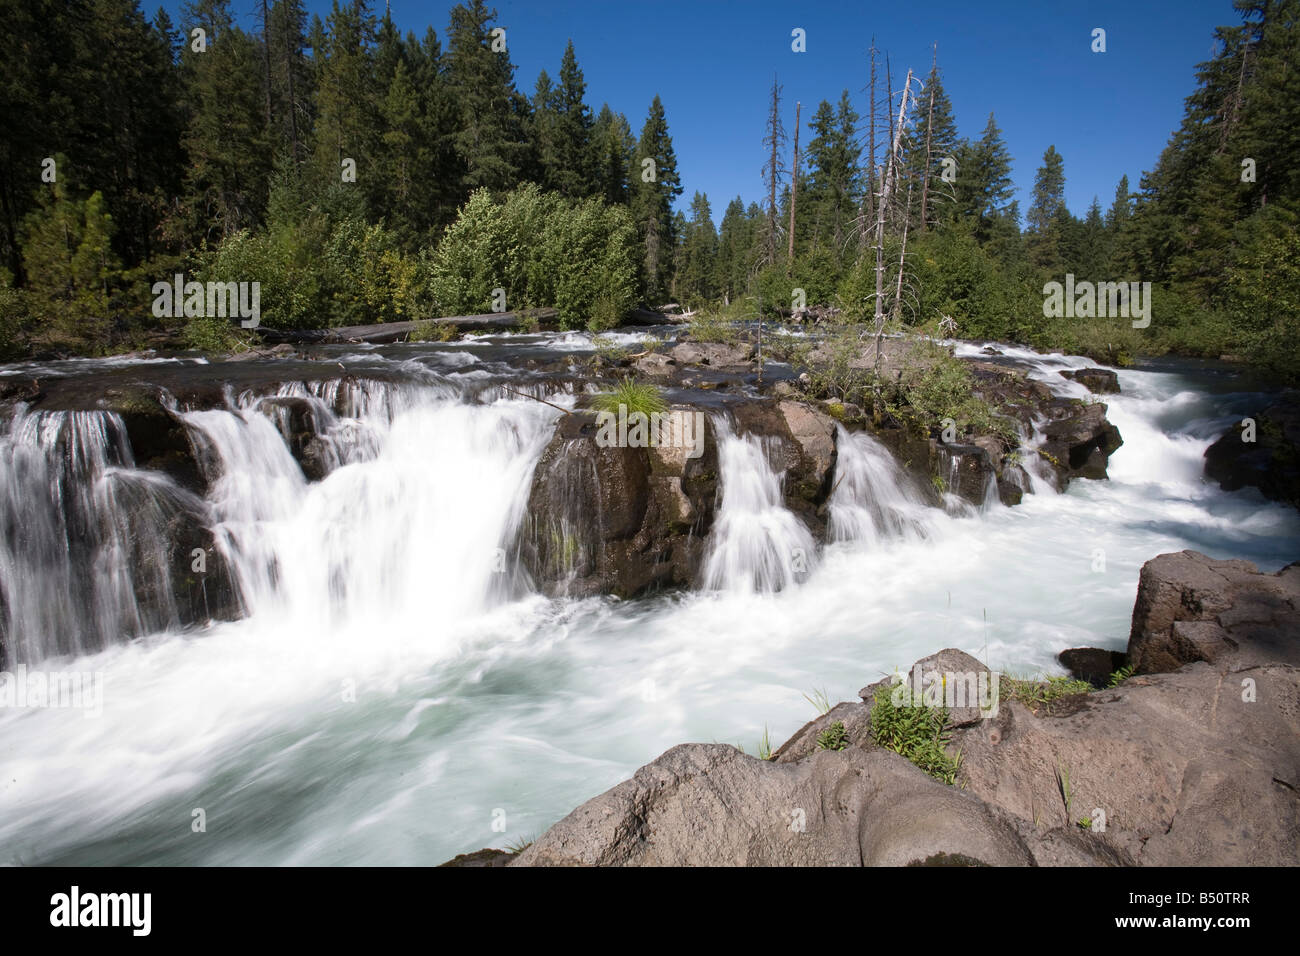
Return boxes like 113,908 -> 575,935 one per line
1,344 -> 1298,866
702,419 -> 817,593
828,426 -> 940,545
0,407 -> 206,664
180,383 -> 562,632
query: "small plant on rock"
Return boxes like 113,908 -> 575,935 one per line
816,721 -> 849,751
869,685 -> 962,785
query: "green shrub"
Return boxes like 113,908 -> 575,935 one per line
888,339 -> 1013,441
687,310 -> 743,344
0,286 -> 32,360
868,684 -> 962,785
428,185 -> 638,330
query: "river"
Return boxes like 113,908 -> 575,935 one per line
0,335 -> 1295,864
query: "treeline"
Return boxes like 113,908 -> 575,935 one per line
670,1 -> 1298,378
0,0 -> 681,353
2,0 -> 1296,378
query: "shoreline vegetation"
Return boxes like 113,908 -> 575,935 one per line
0,1 -> 1296,386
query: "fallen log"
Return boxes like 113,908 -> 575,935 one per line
259,309 -> 559,345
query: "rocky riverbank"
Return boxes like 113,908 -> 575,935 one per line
446,549 -> 1299,867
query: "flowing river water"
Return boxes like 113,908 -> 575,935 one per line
0,335 -> 1295,865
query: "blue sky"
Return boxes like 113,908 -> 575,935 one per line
179,0 -> 1237,224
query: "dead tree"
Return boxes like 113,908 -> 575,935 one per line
919,44 -> 937,232
872,67 -> 915,377
761,74 -> 787,267
787,100 -> 801,269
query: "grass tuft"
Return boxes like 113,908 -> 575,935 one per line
589,378 -> 668,417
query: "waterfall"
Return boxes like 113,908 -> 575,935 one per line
0,407 -> 207,664
178,389 -> 561,632
828,426 -> 940,545
0,382 -> 563,666
702,419 -> 816,593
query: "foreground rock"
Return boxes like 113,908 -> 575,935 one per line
1127,549 -> 1300,673
491,549 -> 1299,867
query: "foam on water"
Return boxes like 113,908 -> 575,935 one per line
0,349 -> 1296,864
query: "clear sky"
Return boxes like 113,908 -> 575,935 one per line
177,0 -> 1237,224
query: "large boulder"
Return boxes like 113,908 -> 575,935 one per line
728,399 -> 837,538
1203,390 -> 1300,509
520,409 -> 718,598
1062,368 -> 1121,394
1126,549 -> 1300,674
495,549 -> 1300,867
669,340 -> 756,368
1038,400 -> 1123,482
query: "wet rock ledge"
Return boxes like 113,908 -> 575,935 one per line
446,550 -> 1299,867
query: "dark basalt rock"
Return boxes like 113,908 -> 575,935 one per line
520,409 -> 719,598
103,387 -> 207,494
1058,647 -> 1128,688
1062,367 -> 1121,394
1038,400 -> 1124,483
1203,389 -> 1300,509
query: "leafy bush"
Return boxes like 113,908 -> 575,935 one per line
0,286 -> 31,359
199,224 -> 325,331
428,185 -> 638,330
323,218 -> 426,325
888,339 -> 1012,441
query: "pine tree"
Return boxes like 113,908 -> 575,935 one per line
20,182 -> 121,339
1026,145 -> 1067,270
530,70 -> 561,189
803,90 -> 863,260
267,0 -> 313,164
630,95 -> 682,302
445,0 -> 527,194
592,105 -> 635,206
951,113 -> 1015,245
678,191 -> 717,305
182,0 -> 274,241
911,56 -> 959,231
308,0 -> 377,202
552,41 -> 595,198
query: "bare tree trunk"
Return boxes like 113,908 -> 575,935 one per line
885,54 -> 895,172
919,44 -> 937,232
787,100 -> 800,270
893,182 -> 913,321
874,68 -> 914,376
860,41 -> 878,254
763,74 -> 785,266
